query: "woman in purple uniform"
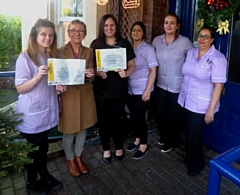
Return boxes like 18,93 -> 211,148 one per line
126,21 -> 158,159
178,26 -> 227,176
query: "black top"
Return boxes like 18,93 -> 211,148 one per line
91,38 -> 135,100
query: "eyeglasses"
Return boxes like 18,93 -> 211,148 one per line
69,30 -> 85,34
197,34 -> 211,40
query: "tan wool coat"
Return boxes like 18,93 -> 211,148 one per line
57,43 -> 97,134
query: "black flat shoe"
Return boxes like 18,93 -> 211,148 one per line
187,169 -> 201,176
102,155 -> 112,164
115,152 -> 125,162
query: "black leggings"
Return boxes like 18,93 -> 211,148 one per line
22,128 -> 53,183
95,99 -> 125,151
127,94 -> 150,144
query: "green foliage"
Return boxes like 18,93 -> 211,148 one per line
0,14 -> 22,69
197,0 -> 239,29
0,97 -> 38,178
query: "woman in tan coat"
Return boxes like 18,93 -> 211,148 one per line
57,20 -> 97,177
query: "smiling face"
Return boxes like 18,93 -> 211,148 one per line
197,29 -> 214,50
68,23 -> 86,45
131,24 -> 144,42
104,18 -> 116,39
36,27 -> 55,50
164,15 -> 179,35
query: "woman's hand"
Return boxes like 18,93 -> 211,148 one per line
115,69 -> 127,78
142,90 -> 151,102
56,84 -> 67,93
37,65 -> 49,79
205,108 -> 214,124
85,68 -> 94,78
98,71 -> 108,79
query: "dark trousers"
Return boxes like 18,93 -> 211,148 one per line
183,108 -> 205,172
95,99 -> 125,151
127,94 -> 150,144
22,128 -> 52,183
155,87 -> 183,147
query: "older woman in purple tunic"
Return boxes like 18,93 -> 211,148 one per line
126,21 -> 158,159
178,26 -> 227,176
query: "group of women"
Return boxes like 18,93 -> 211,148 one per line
14,12 -> 227,194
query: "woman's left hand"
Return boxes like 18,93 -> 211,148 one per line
205,108 -> 214,124
116,69 -> 127,78
56,84 -> 67,93
85,68 -> 94,78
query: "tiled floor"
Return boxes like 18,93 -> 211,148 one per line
1,130 -> 240,195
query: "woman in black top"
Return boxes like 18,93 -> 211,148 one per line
90,14 -> 135,164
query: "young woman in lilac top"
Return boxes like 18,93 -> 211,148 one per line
15,19 -> 65,194
178,26 -> 227,176
126,21 -> 158,159
152,13 -> 194,153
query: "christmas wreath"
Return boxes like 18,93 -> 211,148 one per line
197,0 -> 239,35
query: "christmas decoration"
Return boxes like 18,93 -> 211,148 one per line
197,0 -> 239,35
0,97 -> 38,178
216,20 -> 230,34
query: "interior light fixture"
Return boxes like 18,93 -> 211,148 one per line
95,0 -> 108,6
122,0 -> 140,9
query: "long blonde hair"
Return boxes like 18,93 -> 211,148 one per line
26,18 -> 57,66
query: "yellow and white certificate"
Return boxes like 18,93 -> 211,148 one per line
48,58 -> 86,85
95,48 -> 126,71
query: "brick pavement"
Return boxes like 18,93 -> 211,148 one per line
1,130 -> 240,195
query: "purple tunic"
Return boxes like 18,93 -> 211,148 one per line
15,52 -> 59,134
152,34 -> 194,93
128,41 -> 158,95
178,45 -> 227,114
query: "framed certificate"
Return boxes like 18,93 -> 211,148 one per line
48,58 -> 86,85
95,48 -> 126,71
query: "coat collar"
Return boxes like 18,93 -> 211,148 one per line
63,42 -> 86,59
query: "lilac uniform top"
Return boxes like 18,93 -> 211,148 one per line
15,52 -> 59,134
152,34 -> 194,93
128,41 -> 159,95
178,45 -> 227,114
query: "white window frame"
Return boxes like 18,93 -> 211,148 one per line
49,0 -> 85,47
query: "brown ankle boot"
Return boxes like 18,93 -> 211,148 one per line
67,159 -> 80,176
75,156 -> 89,174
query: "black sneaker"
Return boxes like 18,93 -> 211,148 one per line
126,142 -> 140,151
26,181 -> 48,195
160,145 -> 172,153
157,139 -> 164,146
43,175 -> 63,192
133,147 -> 149,160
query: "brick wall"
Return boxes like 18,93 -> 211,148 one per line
142,0 -> 169,43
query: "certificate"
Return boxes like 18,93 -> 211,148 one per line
48,58 -> 86,85
95,48 -> 126,71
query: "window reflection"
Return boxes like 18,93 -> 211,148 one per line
61,0 -> 83,17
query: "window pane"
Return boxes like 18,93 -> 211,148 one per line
61,0 -> 83,17
63,22 -> 70,44
228,11 -> 240,83
0,14 -> 21,72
